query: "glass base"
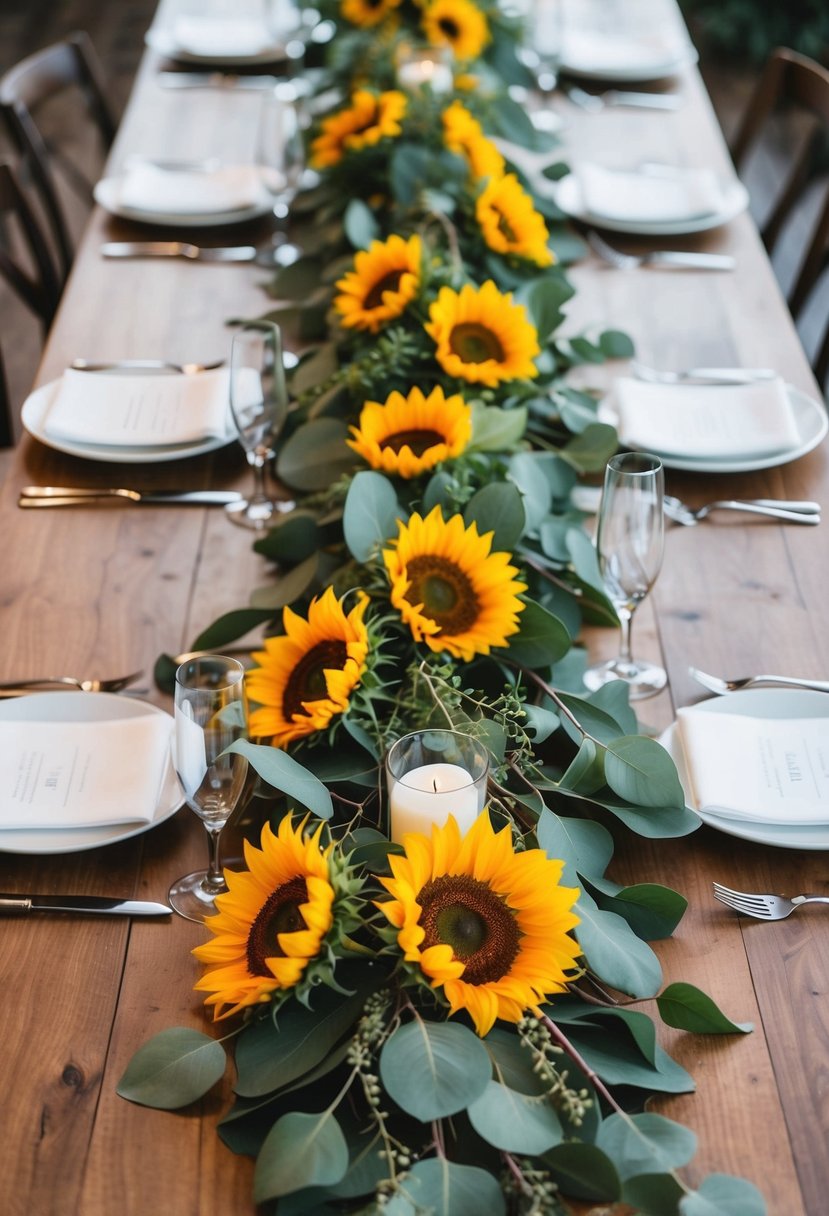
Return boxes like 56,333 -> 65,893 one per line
169,869 -> 227,923
583,657 -> 668,700
225,496 -> 294,531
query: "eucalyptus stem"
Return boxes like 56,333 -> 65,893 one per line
537,1013 -> 624,1116
518,667 -> 604,748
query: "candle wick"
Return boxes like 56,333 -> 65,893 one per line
433,779 -> 439,792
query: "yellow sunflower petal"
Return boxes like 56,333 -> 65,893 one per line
334,233 -> 422,333
424,279 -> 540,387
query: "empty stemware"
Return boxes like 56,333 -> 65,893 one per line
169,655 -> 250,923
584,451 -> 667,699
226,320 -> 293,531
256,81 -> 307,265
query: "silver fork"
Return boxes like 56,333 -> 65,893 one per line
664,494 -> 821,526
567,85 -> 682,112
587,230 -> 736,272
713,882 -> 829,920
690,666 -> 829,695
0,670 -> 143,693
631,359 -> 776,384
71,358 -> 225,375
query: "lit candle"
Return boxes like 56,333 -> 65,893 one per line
396,51 -> 454,95
389,762 -> 481,843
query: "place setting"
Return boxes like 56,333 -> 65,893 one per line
144,0 -> 305,66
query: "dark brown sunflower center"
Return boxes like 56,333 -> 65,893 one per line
449,322 -> 505,364
381,428 -> 444,456
405,554 -> 479,634
367,0 -> 383,8
493,206 -> 518,244
246,876 -> 308,976
418,874 -> 520,984
364,270 -> 405,310
283,640 -> 348,720
438,17 -> 460,40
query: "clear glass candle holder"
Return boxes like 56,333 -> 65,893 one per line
385,729 -> 489,844
395,44 -> 454,94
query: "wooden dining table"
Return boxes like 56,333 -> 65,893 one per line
1,0 -> 827,1212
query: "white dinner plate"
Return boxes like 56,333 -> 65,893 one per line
554,172 -> 749,236
94,174 -> 273,228
598,384 -> 828,473
0,693 -> 183,855
558,41 -> 698,83
145,25 -> 289,65
659,688 -> 829,850
21,374 -> 235,464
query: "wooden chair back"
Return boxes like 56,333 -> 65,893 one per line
0,157 -> 63,446
731,47 -> 829,387
0,31 -> 116,284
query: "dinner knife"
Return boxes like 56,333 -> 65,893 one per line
101,242 -> 258,263
19,487 -> 243,507
158,71 -> 279,90
0,894 -> 171,916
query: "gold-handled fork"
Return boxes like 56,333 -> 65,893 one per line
713,882 -> 829,920
0,670 -> 143,693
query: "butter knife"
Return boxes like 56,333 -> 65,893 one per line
158,71 -> 279,90
0,894 -> 171,916
19,487 -> 243,507
101,242 -> 258,262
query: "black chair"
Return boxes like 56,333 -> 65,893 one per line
730,47 -> 829,388
0,156 -> 62,446
0,30 -> 116,285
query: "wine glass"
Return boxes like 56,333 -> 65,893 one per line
226,320 -> 292,531
583,452 -> 667,699
524,0 -> 563,131
256,82 -> 306,266
169,655 -> 250,922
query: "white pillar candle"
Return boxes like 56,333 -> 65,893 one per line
397,55 -> 453,95
389,762 -> 480,843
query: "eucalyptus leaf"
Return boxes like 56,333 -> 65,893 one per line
291,343 -> 340,396
657,983 -> 753,1035
562,422 -> 619,473
680,1174 -> 767,1216
405,1159 -> 506,1216
536,808 -> 615,886
252,511 -> 321,564
506,597 -> 571,668
343,198 -> 380,249
271,257 -> 323,301
192,607 -> 274,651
522,703 -> 560,744
542,1143 -> 621,1203
343,471 -> 401,561
622,1172 -> 685,1214
254,1110 -> 348,1203
604,736 -> 686,808
592,795 -> 701,839
422,470 -> 455,513
596,1113 -> 697,1180
116,1028 -> 226,1110
484,1027 -> 547,1096
565,526 -> 606,595
224,742 -> 333,819
508,451 -> 553,531
558,738 -> 606,795
468,1080 -> 562,1153
585,879 -> 688,940
556,692 -> 628,745
469,401 -> 528,451
277,418 -> 356,491
249,552 -> 319,609
463,481 -> 525,550
379,1020 -> 491,1120
523,275 -> 574,344
574,888 -> 663,998
599,328 -> 636,358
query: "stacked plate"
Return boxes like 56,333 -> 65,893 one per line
94,162 -> 273,228
557,31 -> 698,82
145,9 -> 298,65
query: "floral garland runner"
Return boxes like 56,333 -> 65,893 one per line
124,4 -> 767,1213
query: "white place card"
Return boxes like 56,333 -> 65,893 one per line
575,163 -> 725,223
613,376 -> 799,458
172,16 -> 274,57
44,367 -> 230,448
561,31 -> 687,73
0,714 -> 173,830
677,708 -> 829,825
118,163 -> 264,215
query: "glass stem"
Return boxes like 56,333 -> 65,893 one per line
249,448 -> 269,504
617,606 -> 635,664
202,825 -> 226,896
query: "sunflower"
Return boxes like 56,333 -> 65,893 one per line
382,505 -> 527,661
341,0 -> 402,27
442,99 -> 505,181
476,173 -> 554,267
377,813 -> 581,1036
310,89 -> 407,169
245,587 -> 370,747
422,0 -> 490,61
347,386 -> 472,478
193,817 -> 337,1020
334,233 -> 422,333
425,279 -> 540,387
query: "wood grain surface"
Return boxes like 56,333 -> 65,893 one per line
0,1 -> 827,1213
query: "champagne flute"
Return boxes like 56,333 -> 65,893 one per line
524,0 -> 563,131
256,82 -> 306,266
169,655 -> 250,922
226,320 -> 293,531
583,452 -> 667,699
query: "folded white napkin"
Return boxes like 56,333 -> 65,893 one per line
613,376 -> 799,459
0,714 -> 172,830
44,367 -> 230,448
575,162 -> 726,223
118,163 -> 264,215
172,16 -> 274,57
677,707 -> 829,825
561,31 -> 686,73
